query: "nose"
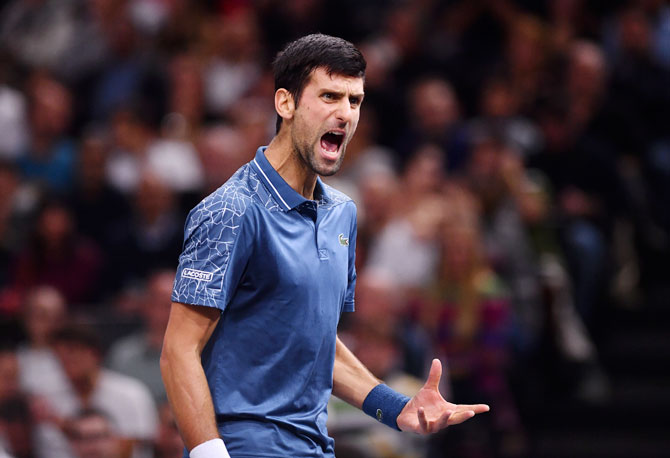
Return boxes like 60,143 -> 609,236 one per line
334,99 -> 355,125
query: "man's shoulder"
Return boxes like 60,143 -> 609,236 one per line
187,162 -> 263,226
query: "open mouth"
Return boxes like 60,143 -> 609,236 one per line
320,131 -> 344,157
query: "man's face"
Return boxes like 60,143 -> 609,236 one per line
55,342 -> 99,383
289,67 -> 364,176
68,415 -> 120,458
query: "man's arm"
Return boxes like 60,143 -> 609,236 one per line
160,301 -> 221,451
332,336 -> 381,408
332,336 -> 490,434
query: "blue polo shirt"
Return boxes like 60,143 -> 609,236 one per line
172,147 -> 357,457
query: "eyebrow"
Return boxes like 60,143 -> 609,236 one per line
321,89 -> 365,99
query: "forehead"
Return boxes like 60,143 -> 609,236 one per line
306,67 -> 364,94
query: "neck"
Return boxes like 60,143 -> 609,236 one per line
264,132 -> 317,200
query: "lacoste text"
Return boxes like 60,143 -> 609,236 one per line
182,268 -> 213,281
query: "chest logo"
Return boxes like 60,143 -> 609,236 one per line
338,233 -> 349,246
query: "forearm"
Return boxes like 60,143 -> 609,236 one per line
160,343 -> 219,450
332,336 -> 381,408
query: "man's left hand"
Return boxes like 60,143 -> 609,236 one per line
396,359 -> 490,434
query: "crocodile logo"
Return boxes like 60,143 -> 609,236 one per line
338,233 -> 349,246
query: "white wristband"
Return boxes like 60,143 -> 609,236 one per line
189,438 -> 230,458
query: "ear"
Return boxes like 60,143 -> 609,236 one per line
275,88 -> 295,124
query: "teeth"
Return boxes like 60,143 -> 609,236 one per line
328,131 -> 344,136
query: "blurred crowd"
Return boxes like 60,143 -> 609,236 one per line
1,0 -> 669,457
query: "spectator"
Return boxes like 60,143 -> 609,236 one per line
15,73 -> 76,193
110,173 -> 183,286
143,119 -> 205,196
16,286 -> 69,399
64,408 -> 122,458
106,270 -> 175,402
34,324 -> 157,458
86,7 -> 167,125
354,167 -> 398,270
416,187 -> 525,457
366,146 -> 447,291
465,133 -> 543,352
9,199 -> 103,307
394,77 -> 469,171
202,9 -> 262,117
166,52 -> 204,138
105,109 -> 155,195
0,0 -> 79,73
67,128 -> 131,256
467,77 -> 542,159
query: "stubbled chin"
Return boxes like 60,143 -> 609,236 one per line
314,150 -> 343,176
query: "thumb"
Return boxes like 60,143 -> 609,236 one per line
424,358 -> 442,391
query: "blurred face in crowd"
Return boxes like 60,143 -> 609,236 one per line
359,171 -> 397,228
467,138 -> 507,206
0,350 -> 20,402
24,286 -> 66,347
169,53 -> 203,124
441,226 -> 481,281
67,413 -> 121,458
29,75 -> 72,138
403,144 -> 445,196
354,272 -> 400,333
55,341 -> 100,384
79,133 -> 109,190
38,204 -> 74,249
568,42 -> 607,99
506,16 -> 547,72
135,174 -> 174,223
481,80 -> 520,118
284,67 -> 364,177
215,10 -> 261,61
619,8 -> 651,55
410,79 -> 459,135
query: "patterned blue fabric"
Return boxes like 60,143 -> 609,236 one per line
173,147 -> 356,457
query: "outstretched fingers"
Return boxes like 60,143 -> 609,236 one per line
418,407 -> 428,432
446,404 -> 490,426
418,406 -> 454,434
433,408 -> 454,431
462,404 -> 490,414
424,359 -> 443,391
446,410 -> 475,426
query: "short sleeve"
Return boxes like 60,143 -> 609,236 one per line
171,198 -> 252,310
343,203 -> 357,312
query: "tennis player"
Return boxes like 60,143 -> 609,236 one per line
160,34 -> 489,458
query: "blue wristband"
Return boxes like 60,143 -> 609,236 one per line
362,384 -> 410,431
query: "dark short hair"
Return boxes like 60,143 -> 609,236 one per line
52,324 -> 102,354
273,34 -> 366,132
